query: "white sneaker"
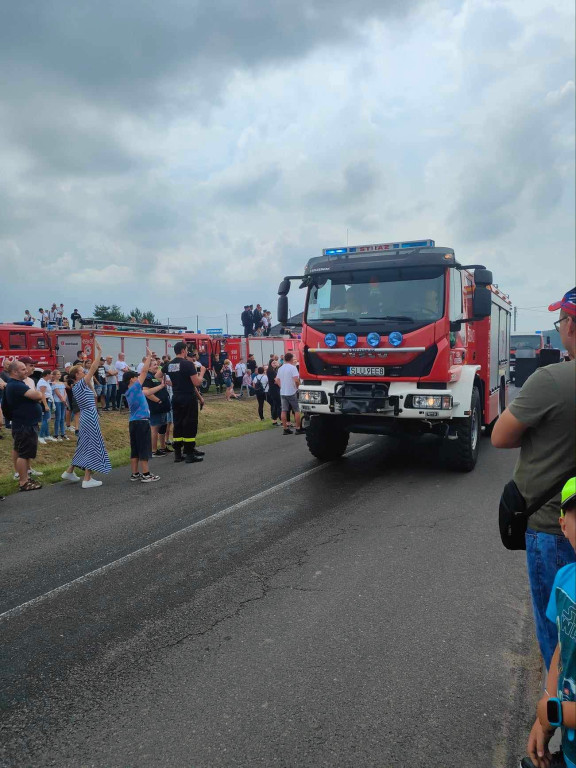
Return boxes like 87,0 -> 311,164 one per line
46,436 -> 57,442
82,479 -> 102,489
62,436 -> 70,441
61,471 -> 81,483
29,469 -> 44,477
13,472 -> 19,481
66,426 -> 75,432
38,438 -> 47,445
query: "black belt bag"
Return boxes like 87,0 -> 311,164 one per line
499,469 -> 576,551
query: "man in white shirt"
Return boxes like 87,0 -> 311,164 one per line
115,353 -> 129,410
234,359 -> 246,389
275,352 -> 305,435
136,357 -> 147,374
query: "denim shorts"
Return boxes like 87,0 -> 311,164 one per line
281,393 -> 300,413
150,412 -> 167,428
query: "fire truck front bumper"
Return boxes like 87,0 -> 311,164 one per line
298,381 -> 456,420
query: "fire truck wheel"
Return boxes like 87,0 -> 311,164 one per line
305,416 -> 349,461
200,372 -> 211,393
446,386 -> 481,472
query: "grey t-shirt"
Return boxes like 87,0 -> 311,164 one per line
508,359 -> 575,535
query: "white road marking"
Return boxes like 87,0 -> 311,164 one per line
0,442 -> 375,622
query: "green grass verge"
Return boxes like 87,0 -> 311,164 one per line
0,419 -> 273,498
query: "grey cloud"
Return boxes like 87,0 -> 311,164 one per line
1,0 -> 426,109
450,91 -> 572,242
304,160 -> 382,208
214,165 -> 282,208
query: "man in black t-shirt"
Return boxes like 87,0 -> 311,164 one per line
241,305 -> 253,337
2,360 -> 44,491
144,359 -> 173,456
163,341 -> 206,464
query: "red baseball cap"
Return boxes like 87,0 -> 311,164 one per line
18,356 -> 35,364
549,288 -> 576,316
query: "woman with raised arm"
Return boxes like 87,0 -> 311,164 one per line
61,341 -> 111,488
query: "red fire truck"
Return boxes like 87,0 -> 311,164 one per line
220,335 -> 300,368
277,238 -> 511,471
0,321 -> 298,392
0,321 -> 221,391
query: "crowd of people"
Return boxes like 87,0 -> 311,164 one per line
240,304 -> 272,337
0,341 -> 305,495
23,304 -> 83,329
2,288 -> 575,766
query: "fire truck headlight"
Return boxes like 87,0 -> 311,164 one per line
298,390 -> 325,404
410,395 -> 453,409
324,333 -> 337,348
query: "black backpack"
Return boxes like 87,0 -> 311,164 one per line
253,375 -> 264,393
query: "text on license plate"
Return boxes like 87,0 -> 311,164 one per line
347,366 -> 386,376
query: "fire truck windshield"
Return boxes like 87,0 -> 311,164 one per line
306,266 -> 445,331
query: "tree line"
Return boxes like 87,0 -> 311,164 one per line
93,305 -> 158,324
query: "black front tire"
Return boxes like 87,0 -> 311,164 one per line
200,372 -> 211,393
305,415 -> 349,460
446,387 -> 481,472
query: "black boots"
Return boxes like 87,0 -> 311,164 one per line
184,452 -> 203,463
173,444 -> 183,463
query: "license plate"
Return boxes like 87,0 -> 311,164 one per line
347,366 -> 386,376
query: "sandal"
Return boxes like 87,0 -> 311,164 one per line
19,479 -> 42,492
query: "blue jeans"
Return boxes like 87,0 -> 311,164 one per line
53,401 -> 66,437
525,528 -> 576,669
105,383 -> 117,409
39,407 -> 51,438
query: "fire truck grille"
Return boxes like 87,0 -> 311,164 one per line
304,344 -> 437,379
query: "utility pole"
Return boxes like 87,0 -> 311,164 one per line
225,314 -> 229,334
513,306 -> 517,332
196,314 -> 199,333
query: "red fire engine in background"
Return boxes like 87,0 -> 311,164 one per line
278,238 -> 512,471
0,320 -> 298,392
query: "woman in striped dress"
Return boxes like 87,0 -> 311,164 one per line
61,342 -> 111,489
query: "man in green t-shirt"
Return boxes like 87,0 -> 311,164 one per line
492,288 -> 576,670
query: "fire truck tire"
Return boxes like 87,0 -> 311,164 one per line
200,372 -> 211,393
305,416 -> 349,461
446,387 -> 481,472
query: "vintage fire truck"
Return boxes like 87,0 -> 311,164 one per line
277,238 -> 511,471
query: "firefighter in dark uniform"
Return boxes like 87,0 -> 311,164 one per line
163,341 -> 206,464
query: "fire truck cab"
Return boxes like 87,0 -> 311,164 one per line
0,324 -> 53,369
278,239 -> 511,471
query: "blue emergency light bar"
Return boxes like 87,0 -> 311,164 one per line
323,239 -> 435,256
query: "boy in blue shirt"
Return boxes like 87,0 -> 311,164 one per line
525,477 -> 576,768
124,349 -> 165,483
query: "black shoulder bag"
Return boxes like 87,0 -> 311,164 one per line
499,468 -> 576,550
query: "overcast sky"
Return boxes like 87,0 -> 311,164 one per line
1,0 -> 573,333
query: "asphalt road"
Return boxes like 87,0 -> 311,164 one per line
0,425 -> 540,768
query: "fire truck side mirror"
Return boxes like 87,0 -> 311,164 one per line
278,278 -> 291,296
472,285 -> 491,318
278,295 -> 289,325
473,268 -> 493,286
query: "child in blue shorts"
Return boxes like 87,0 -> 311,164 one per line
524,477 -> 576,768
123,349 -> 165,483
